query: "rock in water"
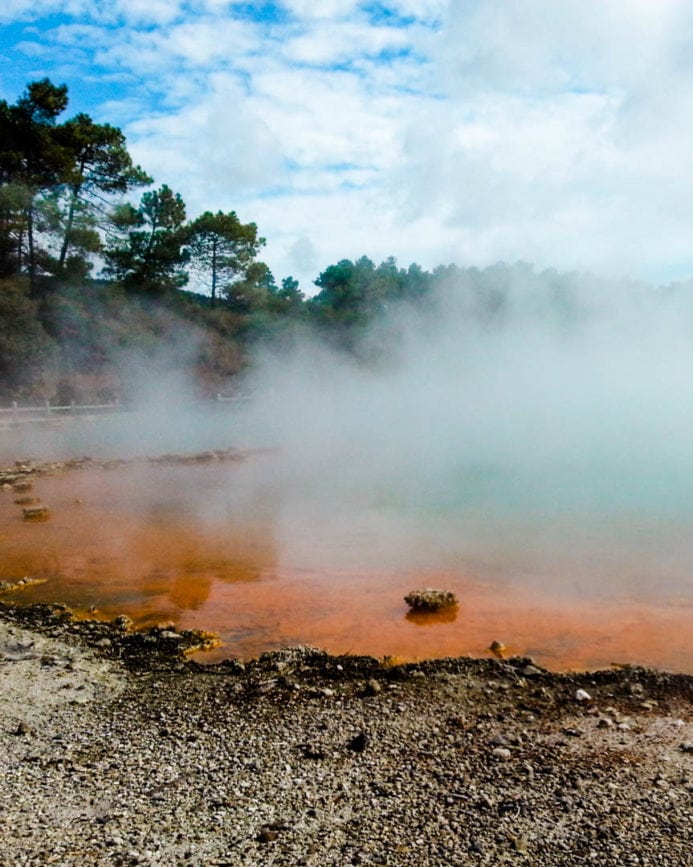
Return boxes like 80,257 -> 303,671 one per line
22,506 -> 50,522
404,588 -> 457,611
489,640 -> 507,658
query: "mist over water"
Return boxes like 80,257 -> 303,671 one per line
232,271 -> 693,607
2,268 -> 692,666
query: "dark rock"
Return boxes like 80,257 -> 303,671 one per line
365,679 -> 382,695
404,588 -> 457,611
347,731 -> 369,753
300,743 -> 325,760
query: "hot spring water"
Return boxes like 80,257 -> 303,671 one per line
0,406 -> 690,671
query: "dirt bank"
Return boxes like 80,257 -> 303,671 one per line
0,603 -> 691,866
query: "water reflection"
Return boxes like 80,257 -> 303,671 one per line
0,454 -> 691,672
405,606 -> 459,626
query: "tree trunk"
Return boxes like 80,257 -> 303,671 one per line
58,183 -> 80,269
25,205 -> 36,292
211,237 -> 217,307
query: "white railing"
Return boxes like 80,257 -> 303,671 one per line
0,394 -> 250,424
0,399 -> 122,420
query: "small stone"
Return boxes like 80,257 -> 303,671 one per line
575,689 -> 592,702
365,679 -> 382,695
489,640 -> 507,658
514,835 -> 529,853
598,717 -> 614,729
679,742 -> 693,754
492,747 -> 512,760
522,664 -> 543,677
113,614 -> 133,631
14,721 -> 30,736
22,505 -> 50,522
300,743 -> 325,760
347,732 -> 369,753
257,824 -> 283,843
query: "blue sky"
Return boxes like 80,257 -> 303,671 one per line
3,1 -> 693,289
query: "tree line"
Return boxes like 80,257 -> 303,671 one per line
0,78 -> 600,401
0,78 -> 302,309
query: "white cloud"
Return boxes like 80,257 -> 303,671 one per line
281,0 -> 361,20
281,19 -> 409,65
392,0 -> 448,18
6,1 -> 693,285
0,1 -> 86,22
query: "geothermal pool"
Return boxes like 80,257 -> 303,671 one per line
0,429 -> 691,672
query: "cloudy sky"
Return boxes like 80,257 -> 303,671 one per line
2,1 -> 693,290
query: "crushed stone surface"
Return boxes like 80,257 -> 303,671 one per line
0,612 -> 691,866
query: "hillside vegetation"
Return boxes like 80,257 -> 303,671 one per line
0,78 -> 672,403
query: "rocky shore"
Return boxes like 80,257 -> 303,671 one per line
0,603 -> 691,866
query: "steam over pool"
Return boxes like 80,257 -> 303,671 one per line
2,270 -> 692,670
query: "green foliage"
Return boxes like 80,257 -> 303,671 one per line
0,277 -> 56,397
53,112 -> 151,274
308,256 -> 431,341
0,78 -> 602,404
186,210 -> 265,306
0,79 -> 150,288
104,185 -> 189,294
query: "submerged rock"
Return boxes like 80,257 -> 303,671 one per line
404,588 -> 458,611
0,577 -> 47,595
22,506 -> 50,522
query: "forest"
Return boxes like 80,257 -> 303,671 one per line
0,78 -> 654,403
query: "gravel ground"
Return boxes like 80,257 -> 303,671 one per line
0,604 -> 691,867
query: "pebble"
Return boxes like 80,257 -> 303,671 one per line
365,679 -> 382,695
488,641 -> 507,658
575,689 -> 592,702
492,747 -> 512,761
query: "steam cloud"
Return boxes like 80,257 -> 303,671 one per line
4,266 -> 693,605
